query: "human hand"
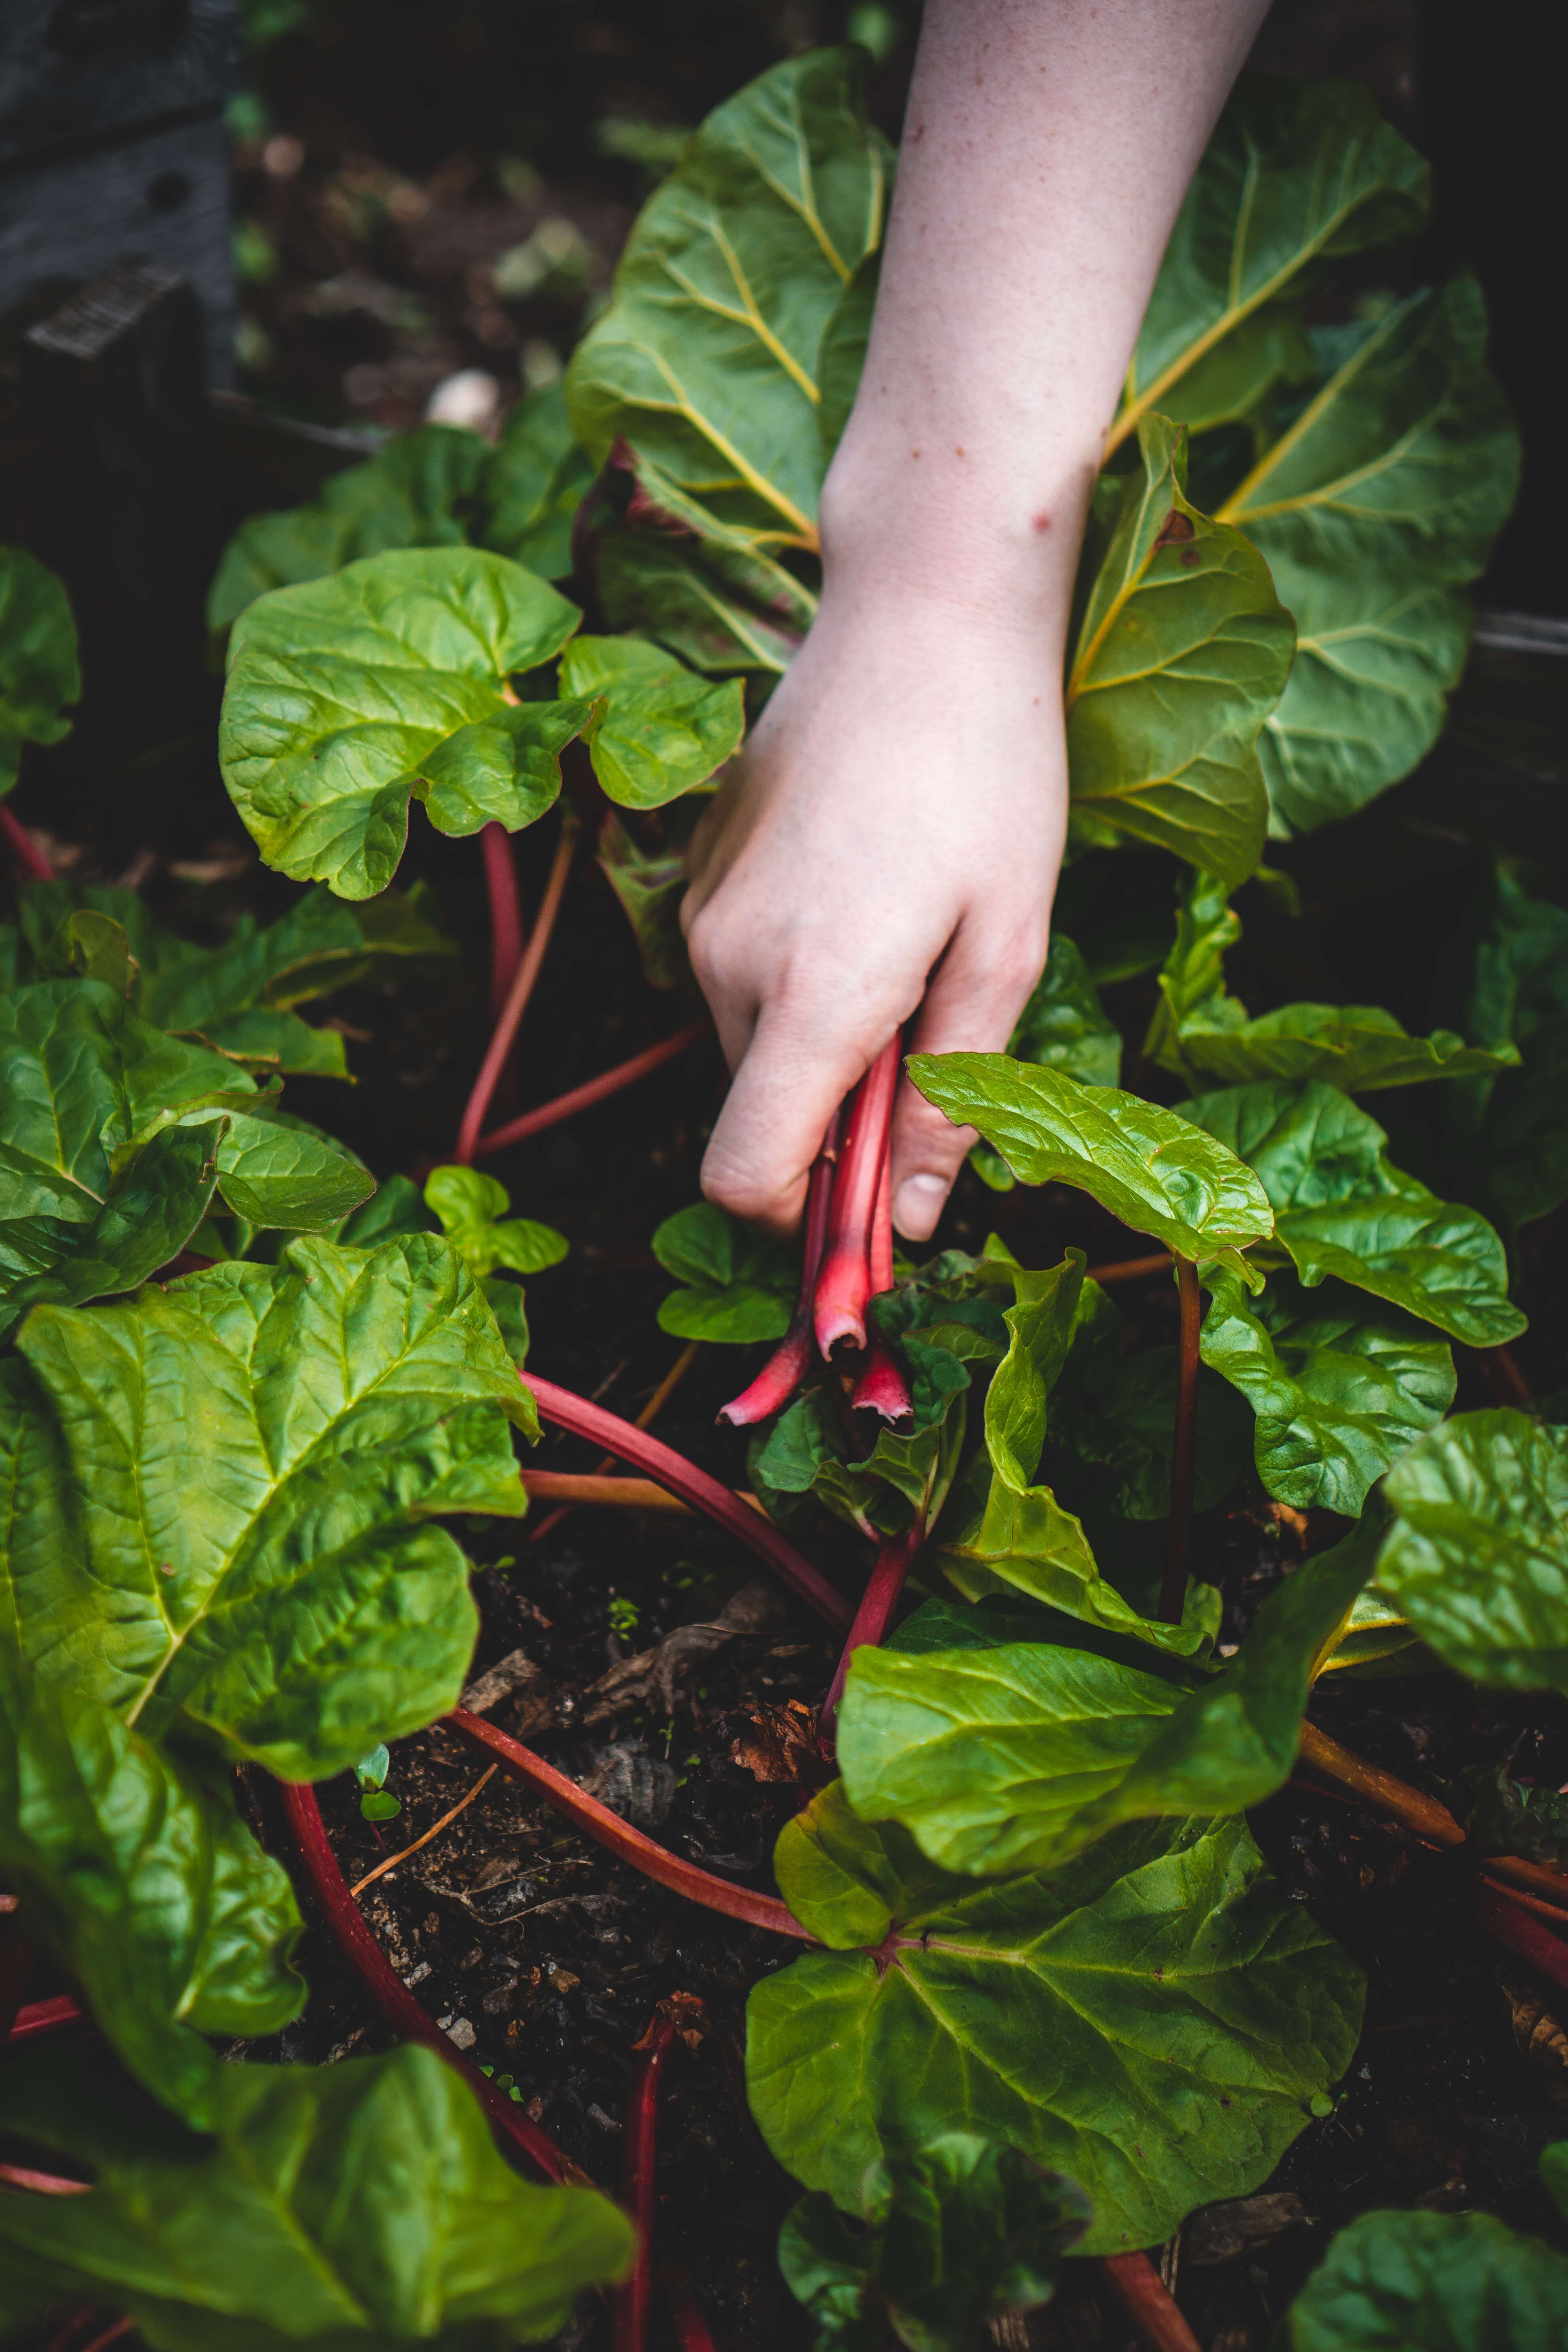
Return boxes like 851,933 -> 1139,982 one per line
681,576 -> 1068,1241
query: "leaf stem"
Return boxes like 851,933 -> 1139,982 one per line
1098,2252 -> 1202,2352
481,823 -> 524,1016
277,1780 -> 585,2185
455,813 -> 579,1164
524,1470 -> 712,1514
1296,1721 -> 1568,1907
814,1039 -> 901,1356
475,1022 -> 711,1158
522,1372 -> 850,1631
350,1763 -> 497,1896
849,1145 -> 913,1423
1158,1257 -> 1202,1624
719,1111 -> 842,1429
531,1340 -> 703,1545
6,1993 -> 82,2046
817,1522 -> 925,1759
661,2269 -> 719,2352
445,1710 -> 815,1939
1473,1883 -> 1568,2000
615,1999 -> 705,2352
1085,1252 -> 1172,1284
0,800 -> 53,882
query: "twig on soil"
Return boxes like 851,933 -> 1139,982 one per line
817,1522 -> 925,1760
1099,2252 -> 1202,2352
616,1995 -> 707,2352
815,1039 -> 901,1357
277,1780 -> 586,2185
530,1340 -> 702,1545
720,1111 -> 842,1429
350,1764 -> 498,1896
445,1711 -> 814,1940
521,1372 -> 850,1632
0,800 -> 53,882
475,1022 -> 711,1158
455,812 -> 579,1163
1158,1258 -> 1202,1625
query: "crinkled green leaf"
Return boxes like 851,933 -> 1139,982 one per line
197,1108 -> 374,1232
207,425 -> 489,633
424,1165 -> 568,1281
1218,279 -> 1519,836
1375,1409 -> 1568,1695
220,549 -> 587,898
0,2040 -> 633,2351
840,1515 -> 1377,1878
0,544 -> 80,791
596,809 -> 692,989
1146,869 -> 1517,1092
480,383 -> 594,579
560,635 -> 745,806
1117,78 -> 1428,447
1282,2206 -> 1568,2352
1200,1266 -> 1453,1514
751,1795 -> 1363,2256
566,48 -> 889,548
652,1198 -> 793,1343
0,1681 -> 303,2126
0,1234 -> 534,1778
1065,416 -> 1291,883
982,1251 -> 1086,1493
1177,1078 -> 1524,1344
0,1119 -> 223,1343
910,1053 -> 1272,1285
778,2134 -> 1088,2352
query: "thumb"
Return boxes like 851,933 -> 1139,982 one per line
889,923 -> 1044,1241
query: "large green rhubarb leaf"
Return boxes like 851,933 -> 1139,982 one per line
1177,1078 -> 1524,1345
0,544 -> 80,792
566,48 -> 889,550
0,1234 -> 535,1778
0,1681 -> 303,2126
1217,279 -> 1519,836
839,1515 -> 1375,1878
1065,417 -> 1292,883
778,2134 -> 1088,2352
1283,2205 -> 1568,2352
749,1790 -> 1362,2256
1146,869 -> 1518,1093
1375,1410 -> 1568,1695
1199,1267 -> 1453,1515
1112,79 -> 1428,450
909,1054 -> 1273,1285
0,2041 -> 632,2351
219,549 -> 590,898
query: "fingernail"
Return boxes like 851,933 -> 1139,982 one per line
892,1173 -> 949,1240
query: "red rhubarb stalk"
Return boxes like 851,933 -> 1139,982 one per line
814,1038 -> 901,1356
7,1993 -> 82,2046
0,800 -> 53,882
481,823 -> 524,1016
817,1522 -> 925,1758
277,1781 -> 584,2184
1473,1883 -> 1568,1998
446,1711 -> 814,1939
719,1111 -> 842,1429
522,1372 -> 850,1631
476,1022 -> 710,1158
455,814 -> 578,1164
1158,1257 -> 1202,1625
662,2272 -> 719,2352
1099,2253 -> 1202,2352
614,1997 -> 704,2352
850,1143 -> 912,1424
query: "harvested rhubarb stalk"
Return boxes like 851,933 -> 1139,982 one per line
719,1110 -> 842,1428
813,1037 -> 901,1356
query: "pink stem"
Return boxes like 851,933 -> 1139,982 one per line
522,1372 -> 850,1632
1099,2254 -> 1202,2352
455,817 -> 577,1164
814,1038 -> 901,1356
277,1782 -> 585,2184
868,1147 -> 894,1294
446,1712 -> 813,1939
481,823 -> 524,1017
6,1993 -> 82,2045
719,1110 -> 842,1429
1474,1882 -> 1568,1998
817,1520 -> 924,1758
849,1139 -> 912,1422
615,2007 -> 679,2352
0,800 -> 53,883
475,1022 -> 710,1158
663,2273 -> 719,2352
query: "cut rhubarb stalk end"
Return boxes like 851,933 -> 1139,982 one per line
719,1109 -> 842,1429
813,1037 -> 901,1357
849,1340 -> 913,1425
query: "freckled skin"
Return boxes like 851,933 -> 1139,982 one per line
683,0 -> 1272,1240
